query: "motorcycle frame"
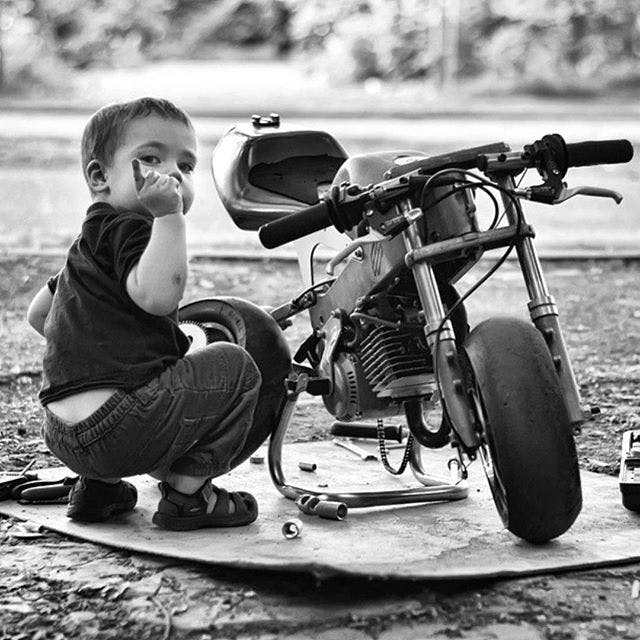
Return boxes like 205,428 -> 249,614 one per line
266,171 -> 586,510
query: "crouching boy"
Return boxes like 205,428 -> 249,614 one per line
27,97 -> 263,530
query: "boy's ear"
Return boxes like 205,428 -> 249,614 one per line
86,160 -> 109,193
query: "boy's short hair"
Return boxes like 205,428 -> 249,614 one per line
81,97 -> 193,189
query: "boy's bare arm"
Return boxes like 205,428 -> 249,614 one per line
27,285 -> 53,336
126,160 -> 188,316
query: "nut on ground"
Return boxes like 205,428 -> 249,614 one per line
282,519 -> 303,539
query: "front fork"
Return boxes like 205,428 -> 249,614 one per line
496,175 -> 585,432
400,180 -> 586,439
399,201 -> 480,453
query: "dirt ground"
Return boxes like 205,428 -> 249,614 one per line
1,253 -> 640,640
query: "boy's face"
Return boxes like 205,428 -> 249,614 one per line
100,115 -> 197,215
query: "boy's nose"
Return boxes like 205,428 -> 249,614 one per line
169,168 -> 183,183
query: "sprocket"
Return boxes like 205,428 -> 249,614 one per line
178,320 -> 210,353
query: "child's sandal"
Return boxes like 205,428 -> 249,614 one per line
152,481 -> 258,530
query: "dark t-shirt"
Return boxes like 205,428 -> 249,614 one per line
39,202 -> 189,404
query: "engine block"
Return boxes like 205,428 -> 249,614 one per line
359,325 -> 433,399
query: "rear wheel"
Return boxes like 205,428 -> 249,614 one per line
462,317 -> 582,543
179,297 -> 291,463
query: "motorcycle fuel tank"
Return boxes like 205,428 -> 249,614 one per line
212,114 -> 348,230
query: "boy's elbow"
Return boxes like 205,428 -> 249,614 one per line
26,308 -> 46,335
132,289 -> 184,316
139,298 -> 181,316
26,285 -> 53,335
126,267 -> 186,316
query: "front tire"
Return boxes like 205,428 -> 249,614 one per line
462,317 -> 582,543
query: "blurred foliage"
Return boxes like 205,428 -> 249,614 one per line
289,0 -> 447,82
0,0 -> 291,92
1,0 -> 640,95
168,0 -> 292,57
289,0 -> 640,92
0,0 -> 173,93
44,0 -> 173,69
0,0 -> 64,93
477,0 -> 640,93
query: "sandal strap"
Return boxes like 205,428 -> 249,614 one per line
200,482 -> 224,515
229,491 -> 251,515
208,486 -> 230,516
207,484 -> 253,517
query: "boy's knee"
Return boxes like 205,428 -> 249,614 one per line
209,342 -> 261,391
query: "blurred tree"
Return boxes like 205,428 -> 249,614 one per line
476,0 -> 640,93
0,0 -> 174,93
1,0 -> 639,96
43,0 -> 173,69
0,0 -> 64,93
289,0 -> 640,92
174,0 -> 292,58
289,0 -> 474,84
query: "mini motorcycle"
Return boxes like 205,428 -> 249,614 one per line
179,113 -> 633,542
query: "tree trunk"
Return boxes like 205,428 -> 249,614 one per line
0,6 -> 4,93
441,0 -> 459,90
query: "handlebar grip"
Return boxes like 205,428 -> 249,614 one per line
566,139 -> 634,168
258,200 -> 332,249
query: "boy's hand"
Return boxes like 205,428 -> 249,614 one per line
132,159 -> 183,218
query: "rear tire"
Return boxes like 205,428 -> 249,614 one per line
462,317 -> 582,543
179,297 -> 291,464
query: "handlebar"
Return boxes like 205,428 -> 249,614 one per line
565,139 -> 633,168
258,134 -> 634,248
258,200 -> 332,249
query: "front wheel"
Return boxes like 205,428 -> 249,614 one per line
462,317 -> 582,543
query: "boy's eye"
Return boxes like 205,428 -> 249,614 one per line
139,155 -> 160,164
180,162 -> 195,173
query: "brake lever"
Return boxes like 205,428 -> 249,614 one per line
512,184 -> 623,205
553,185 -> 623,205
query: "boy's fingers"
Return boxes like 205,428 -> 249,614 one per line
131,159 -> 145,192
145,170 -> 160,185
156,175 -> 180,192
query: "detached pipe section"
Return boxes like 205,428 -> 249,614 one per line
315,501 -> 348,521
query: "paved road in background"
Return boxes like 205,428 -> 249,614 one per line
3,109 -> 640,146
2,101 -> 639,255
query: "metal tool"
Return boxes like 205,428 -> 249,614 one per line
11,476 -> 78,504
19,460 -> 37,475
330,420 -> 406,443
620,429 -> 640,512
332,438 -> 378,461
0,459 -> 39,501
